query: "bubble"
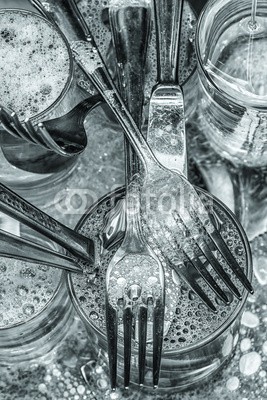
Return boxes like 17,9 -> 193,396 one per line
89,311 -> 99,320
16,285 -> 29,296
23,304 -> 35,316
0,262 -> 7,273
20,267 -> 36,278
0,10 -> 70,121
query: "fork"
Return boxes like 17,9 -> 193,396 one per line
69,0 -> 253,304
145,0 -> 245,305
106,1 -> 165,389
106,178 -> 165,390
0,95 -> 102,157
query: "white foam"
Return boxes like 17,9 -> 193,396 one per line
0,10 -> 70,121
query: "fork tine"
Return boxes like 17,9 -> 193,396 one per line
208,227 -> 253,294
153,297 -> 165,388
192,210 -> 253,294
0,107 -> 21,137
163,218 -> 228,305
24,118 -> 47,147
138,305 -> 147,386
106,301 -> 118,390
172,210 -> 242,300
197,241 -> 242,300
149,226 -> 217,312
9,111 -> 33,142
37,122 -> 72,156
186,253 -> 230,305
173,261 -> 217,313
123,305 -> 133,389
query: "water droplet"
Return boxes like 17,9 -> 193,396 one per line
226,376 -> 239,391
241,311 -> 259,328
239,352 -> 262,375
240,338 -> 251,352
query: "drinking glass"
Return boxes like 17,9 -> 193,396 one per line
0,224 -> 74,365
0,1 -> 86,205
195,0 -> 267,240
196,0 -> 267,168
68,187 -> 252,393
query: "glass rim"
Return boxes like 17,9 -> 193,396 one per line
68,186 -> 253,356
0,252 -> 67,333
195,0 -> 267,111
0,8 -> 74,124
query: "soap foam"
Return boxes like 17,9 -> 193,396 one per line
0,259 -> 61,328
0,10 -> 70,121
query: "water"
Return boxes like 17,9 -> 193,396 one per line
0,257 -> 61,328
71,190 -> 249,352
204,16 -> 267,107
0,9 -> 70,121
198,0 -> 267,167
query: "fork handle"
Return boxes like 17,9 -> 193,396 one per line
0,183 -> 94,262
153,0 -> 184,83
0,229 -> 82,274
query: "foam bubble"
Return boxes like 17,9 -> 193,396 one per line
0,10 -> 70,121
0,258 -> 61,328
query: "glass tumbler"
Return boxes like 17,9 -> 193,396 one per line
196,0 -> 267,168
68,187 -> 252,393
0,2 -> 85,205
195,0 -> 267,239
0,224 -> 74,365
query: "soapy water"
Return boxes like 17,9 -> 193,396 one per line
0,10 -> 70,121
71,189 -> 249,351
0,258 -> 61,328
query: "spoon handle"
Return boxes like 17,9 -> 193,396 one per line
0,183 -> 94,262
0,229 -> 82,274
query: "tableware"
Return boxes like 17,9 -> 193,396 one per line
107,0 -> 165,389
71,25 -> 253,297
106,179 -> 165,390
196,0 -> 267,168
0,228 -> 82,274
68,186 -> 252,392
0,95 -> 102,157
147,0 -> 187,175
0,182 -> 95,263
